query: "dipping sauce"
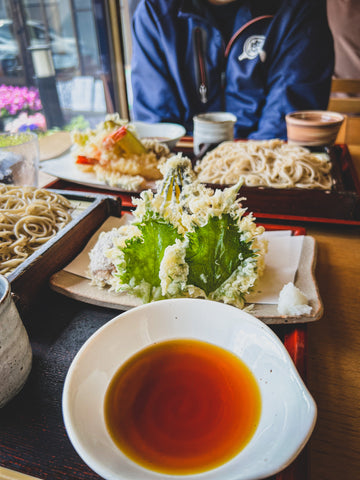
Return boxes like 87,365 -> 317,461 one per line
104,339 -> 261,475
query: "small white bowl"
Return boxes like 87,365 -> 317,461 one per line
62,298 -> 316,480
131,121 -> 186,150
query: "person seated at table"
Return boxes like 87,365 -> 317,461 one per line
130,0 -> 334,140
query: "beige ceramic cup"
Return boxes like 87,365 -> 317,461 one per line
0,274 -> 32,408
285,110 -> 344,146
193,112 -> 237,156
0,131 -> 39,186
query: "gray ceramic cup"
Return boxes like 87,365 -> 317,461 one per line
0,275 -> 32,408
193,112 -> 237,156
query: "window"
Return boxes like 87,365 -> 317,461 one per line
0,0 -> 129,132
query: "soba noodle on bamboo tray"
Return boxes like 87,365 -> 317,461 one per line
195,139 -> 333,190
0,184 -> 73,276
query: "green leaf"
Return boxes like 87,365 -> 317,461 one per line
185,214 -> 256,295
118,212 -> 182,297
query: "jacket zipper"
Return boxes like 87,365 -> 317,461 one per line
194,27 -> 208,103
194,16 -> 272,104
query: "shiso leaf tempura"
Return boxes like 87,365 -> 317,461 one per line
90,154 -> 267,308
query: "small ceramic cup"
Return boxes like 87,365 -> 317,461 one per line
285,110 -> 344,146
193,112 -> 237,156
0,275 -> 32,408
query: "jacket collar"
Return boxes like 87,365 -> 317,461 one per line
178,0 -> 253,25
179,0 -> 281,18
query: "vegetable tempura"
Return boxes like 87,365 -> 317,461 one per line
88,155 -> 267,308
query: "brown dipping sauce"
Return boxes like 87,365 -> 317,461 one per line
104,339 -> 261,475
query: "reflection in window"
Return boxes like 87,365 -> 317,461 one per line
0,0 -> 122,132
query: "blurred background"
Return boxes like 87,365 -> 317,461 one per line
0,0 -> 141,133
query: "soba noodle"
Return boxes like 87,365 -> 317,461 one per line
0,184 -> 73,276
195,139 -> 333,190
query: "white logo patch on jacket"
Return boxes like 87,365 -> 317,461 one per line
238,35 -> 266,62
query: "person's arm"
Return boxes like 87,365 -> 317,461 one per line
249,0 -> 334,140
131,1 -> 183,124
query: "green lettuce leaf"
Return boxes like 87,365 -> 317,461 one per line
185,214 -> 256,295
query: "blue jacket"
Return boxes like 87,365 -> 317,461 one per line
131,0 -> 334,139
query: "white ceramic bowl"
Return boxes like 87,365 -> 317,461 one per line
131,121 -> 186,150
62,298 -> 316,480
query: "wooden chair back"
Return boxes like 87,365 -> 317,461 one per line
328,79 -> 360,115
329,79 -> 360,145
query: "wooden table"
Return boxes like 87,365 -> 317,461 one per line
1,144 -> 359,480
306,222 -> 360,480
305,144 -> 360,479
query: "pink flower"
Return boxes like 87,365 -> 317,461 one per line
0,84 -> 43,117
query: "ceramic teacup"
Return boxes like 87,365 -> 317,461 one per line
285,110 -> 344,146
193,112 -> 237,156
0,274 -> 32,408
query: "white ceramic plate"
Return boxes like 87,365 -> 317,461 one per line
40,122 -> 185,192
131,121 -> 186,150
62,298 -> 316,480
40,152 -> 156,193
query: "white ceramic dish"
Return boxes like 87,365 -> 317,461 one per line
62,298 -> 316,480
40,152 -> 156,193
40,121 -> 186,192
131,121 -> 186,150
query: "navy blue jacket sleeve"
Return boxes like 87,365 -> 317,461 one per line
131,2 -> 184,124
249,0 -> 334,140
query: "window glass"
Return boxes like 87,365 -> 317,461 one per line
74,0 -> 92,8
0,0 -> 126,134
0,20 -> 13,40
76,10 -> 99,75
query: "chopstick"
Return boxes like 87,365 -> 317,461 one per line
0,467 -> 43,480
